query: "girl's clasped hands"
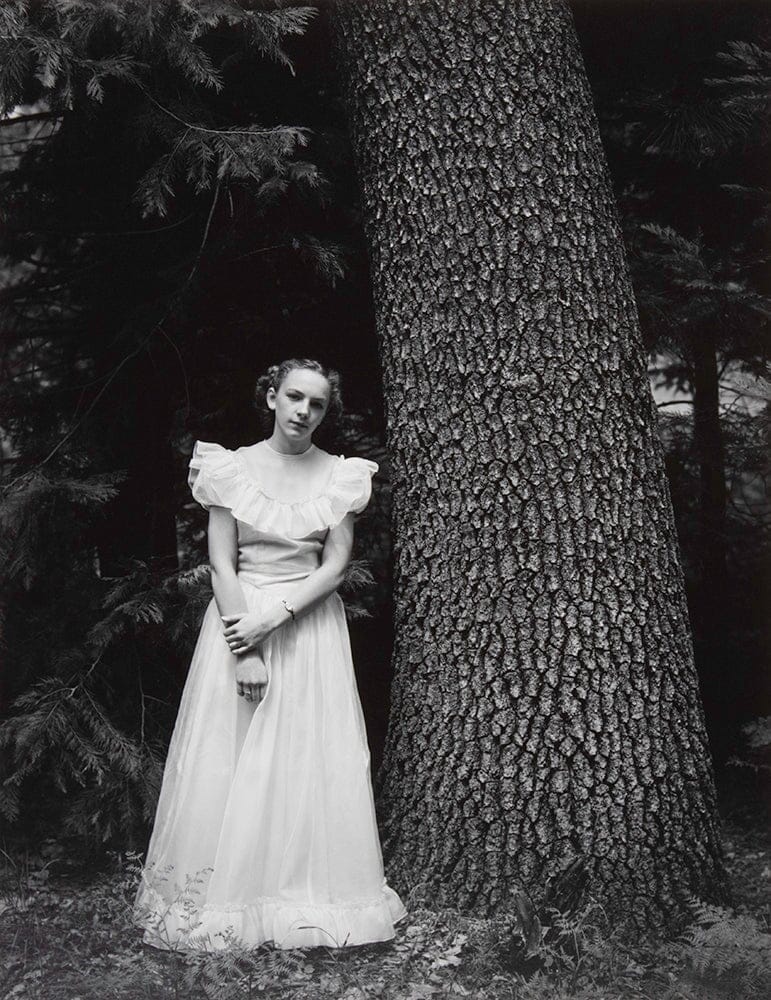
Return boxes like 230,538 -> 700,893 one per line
222,608 -> 282,704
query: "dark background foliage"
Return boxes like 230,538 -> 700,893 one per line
0,0 -> 768,848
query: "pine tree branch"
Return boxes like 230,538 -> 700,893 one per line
140,87 -> 308,140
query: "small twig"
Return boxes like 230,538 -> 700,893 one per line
188,176 -> 221,283
227,243 -> 288,263
159,328 -> 191,419
141,88 -> 305,140
2,311 -> 170,491
138,669 -> 146,745
83,652 -> 104,682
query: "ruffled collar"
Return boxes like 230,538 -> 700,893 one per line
189,441 -> 378,537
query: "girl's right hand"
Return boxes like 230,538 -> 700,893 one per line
235,651 -> 268,704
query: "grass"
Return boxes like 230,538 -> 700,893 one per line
1,813 -> 769,1000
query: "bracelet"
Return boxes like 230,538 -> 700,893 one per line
281,599 -> 296,621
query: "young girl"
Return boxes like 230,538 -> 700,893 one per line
134,358 -> 406,950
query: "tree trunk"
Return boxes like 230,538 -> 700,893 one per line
691,330 -> 728,588
331,0 -> 726,926
689,327 -> 730,757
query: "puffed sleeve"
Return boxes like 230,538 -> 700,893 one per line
187,441 -> 241,511
325,457 -> 379,522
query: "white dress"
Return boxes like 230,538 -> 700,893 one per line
134,440 -> 407,951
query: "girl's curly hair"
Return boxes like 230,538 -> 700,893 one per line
254,358 -> 343,445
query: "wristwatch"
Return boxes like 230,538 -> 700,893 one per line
281,599 -> 296,622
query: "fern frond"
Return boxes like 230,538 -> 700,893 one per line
683,896 -> 771,995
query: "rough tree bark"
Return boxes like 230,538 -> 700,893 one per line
331,0 -> 726,926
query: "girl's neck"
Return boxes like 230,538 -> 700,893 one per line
264,433 -> 314,457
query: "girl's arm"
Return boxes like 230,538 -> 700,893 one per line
207,505 -> 248,618
223,513 -> 355,654
208,506 -> 267,702
282,511 -> 355,616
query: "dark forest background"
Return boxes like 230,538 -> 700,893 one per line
0,0 -> 769,850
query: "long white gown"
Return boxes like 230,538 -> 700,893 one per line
134,440 -> 407,951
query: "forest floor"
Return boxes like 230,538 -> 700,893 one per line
2,793 -> 769,1000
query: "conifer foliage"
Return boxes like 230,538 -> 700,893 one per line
0,0 -> 326,844
0,1 -> 318,217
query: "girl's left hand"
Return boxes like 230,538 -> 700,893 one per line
222,607 -> 283,655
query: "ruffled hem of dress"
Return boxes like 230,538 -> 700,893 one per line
188,441 -> 378,537
134,880 -> 407,952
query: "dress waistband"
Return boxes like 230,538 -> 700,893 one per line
238,569 -> 311,590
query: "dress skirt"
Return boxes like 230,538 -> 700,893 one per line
134,572 -> 406,951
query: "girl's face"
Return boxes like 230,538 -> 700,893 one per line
267,368 -> 330,444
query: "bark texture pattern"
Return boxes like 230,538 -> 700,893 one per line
332,0 -> 725,925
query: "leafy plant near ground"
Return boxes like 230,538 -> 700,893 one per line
728,716 -> 771,775
2,814 -> 769,1000
678,899 -> 771,998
